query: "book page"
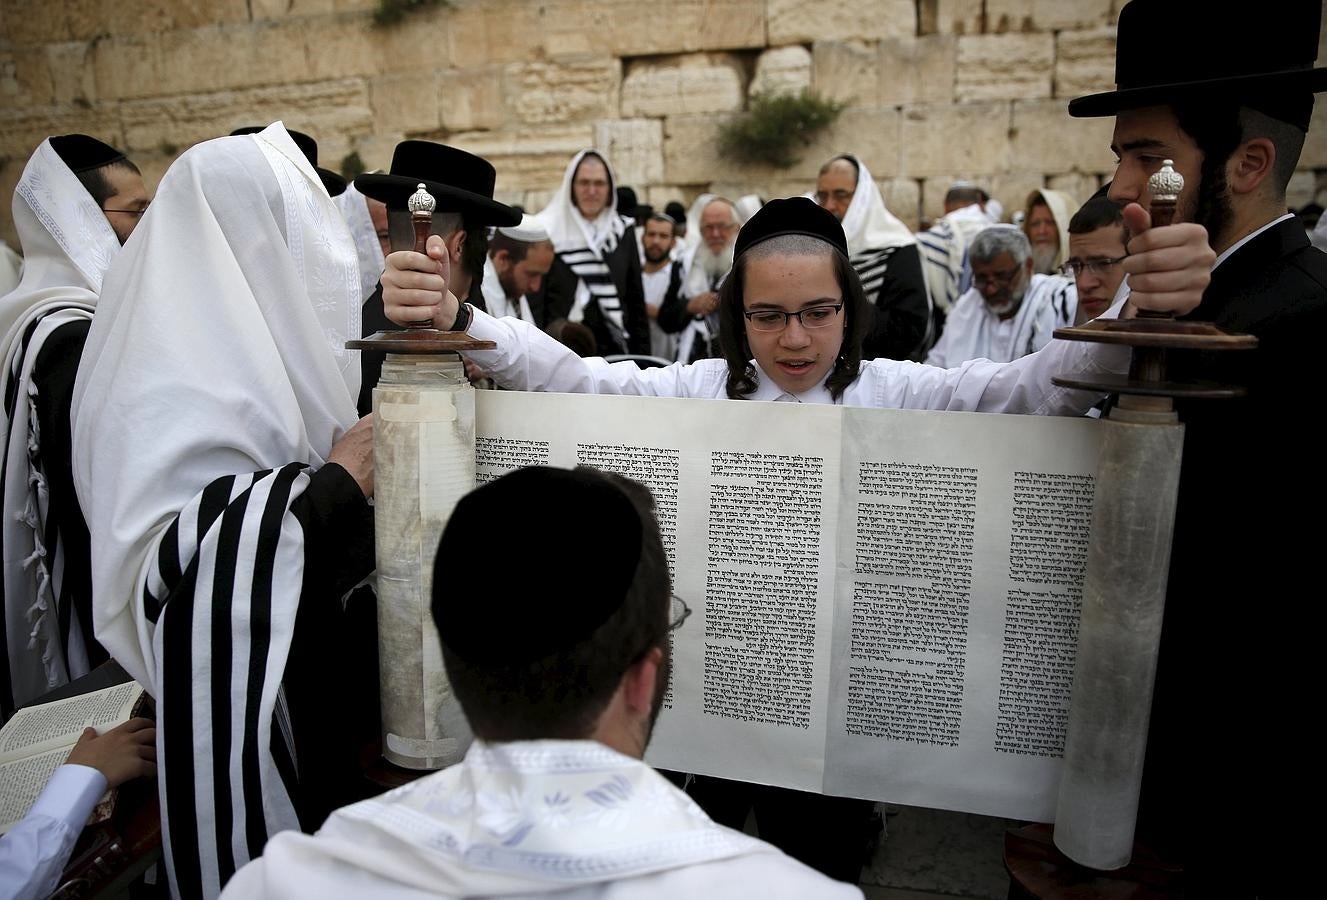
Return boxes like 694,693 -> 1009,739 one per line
0,681 -> 143,761
824,408 -> 1100,821
0,745 -> 82,831
475,390 -> 842,792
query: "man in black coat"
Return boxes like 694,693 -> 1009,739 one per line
1068,1 -> 1327,894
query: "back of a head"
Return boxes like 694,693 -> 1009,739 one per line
945,184 -> 985,211
432,466 -> 670,742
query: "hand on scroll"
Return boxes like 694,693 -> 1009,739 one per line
328,414 -> 375,499
1119,203 -> 1214,319
382,234 -> 460,329
67,717 -> 157,788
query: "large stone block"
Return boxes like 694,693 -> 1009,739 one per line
118,79 -> 372,155
621,55 -> 745,118
768,0 -> 915,45
899,102 -> 1011,178
879,34 -> 956,106
441,123 -> 596,195
1054,27 -> 1116,98
880,176 -> 922,230
986,172 -> 1053,223
985,0 -> 1114,32
0,104 -> 124,162
1009,99 -> 1116,174
813,41 -> 880,108
503,58 -> 620,126
48,42 -> 99,106
3,0 -> 249,43
0,46 -> 56,108
371,74 -> 442,135
750,46 -> 812,99
594,119 -> 665,187
438,67 -> 507,133
1299,100 -> 1327,168
307,14 -> 446,81
1046,172 -> 1097,208
664,105 -> 900,186
935,0 -> 983,35
956,34 -> 1054,102
0,157 -> 26,247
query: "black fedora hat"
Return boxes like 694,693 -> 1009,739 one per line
355,140 -> 520,226
230,126 -> 346,197
1068,0 -> 1327,130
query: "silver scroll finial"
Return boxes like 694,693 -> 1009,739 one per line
408,182 -> 436,215
1147,160 -> 1184,203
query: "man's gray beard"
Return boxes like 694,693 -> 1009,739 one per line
696,241 -> 735,282
986,281 -> 1028,317
1030,243 -> 1058,274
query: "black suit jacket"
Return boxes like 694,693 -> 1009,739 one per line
1138,217 -> 1326,894
860,243 -> 930,362
537,227 -> 651,356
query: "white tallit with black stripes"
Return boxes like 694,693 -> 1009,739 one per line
71,123 -> 361,899
836,155 -> 918,305
536,150 -> 630,348
0,138 -> 119,714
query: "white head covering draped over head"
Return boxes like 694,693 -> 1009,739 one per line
1025,188 -> 1075,271
334,178 -> 386,303
71,122 -> 360,898
535,149 -> 630,344
1,138 -> 123,711
835,155 -> 915,257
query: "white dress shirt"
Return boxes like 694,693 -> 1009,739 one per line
0,764 -> 107,900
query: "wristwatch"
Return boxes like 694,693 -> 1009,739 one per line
450,302 -> 473,333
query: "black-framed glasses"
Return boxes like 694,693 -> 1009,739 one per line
1060,256 -> 1127,277
743,303 -> 843,333
972,265 -> 1023,288
102,201 -> 150,217
669,595 -> 691,631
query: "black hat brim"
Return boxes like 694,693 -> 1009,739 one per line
1069,67 -> 1327,119
317,167 -> 347,198
354,173 -> 521,226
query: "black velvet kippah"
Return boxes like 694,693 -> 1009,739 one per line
733,196 -> 849,260
48,134 -> 126,174
432,466 -> 644,666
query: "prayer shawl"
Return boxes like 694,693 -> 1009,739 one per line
1026,188 -> 1075,273
220,739 -> 836,899
0,138 -> 121,716
479,255 -> 536,324
675,241 -> 733,364
71,124 -> 361,899
916,203 -> 992,314
838,156 -> 917,300
333,179 -> 386,303
0,241 -> 20,297
925,273 -> 1075,368
536,151 -> 631,348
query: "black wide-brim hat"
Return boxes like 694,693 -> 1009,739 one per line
1068,0 -> 1327,130
355,140 -> 520,226
231,126 -> 346,197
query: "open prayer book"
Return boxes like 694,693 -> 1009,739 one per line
473,390 -> 1101,821
0,680 -> 147,833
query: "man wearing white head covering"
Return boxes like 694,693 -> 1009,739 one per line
0,134 -> 146,718
481,214 -> 555,325
815,155 -> 930,360
535,150 -> 650,356
659,196 -> 742,363
334,179 -> 387,303
71,123 -> 377,899
915,181 -> 996,345
1022,188 -> 1076,274
925,225 -> 1076,368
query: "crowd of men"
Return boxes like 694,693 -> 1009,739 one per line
0,0 -> 1323,897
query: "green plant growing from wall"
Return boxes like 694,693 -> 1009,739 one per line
718,89 -> 845,168
373,0 -> 450,28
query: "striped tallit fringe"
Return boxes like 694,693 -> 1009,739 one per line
916,224 -> 961,313
559,245 -> 627,347
148,464 -> 310,899
850,245 -> 900,300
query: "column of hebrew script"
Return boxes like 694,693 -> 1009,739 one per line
996,472 -> 1095,758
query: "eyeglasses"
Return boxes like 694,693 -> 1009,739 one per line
971,265 -> 1023,289
669,595 -> 692,631
701,222 -> 738,235
102,201 -> 150,217
1060,256 -> 1127,277
743,303 -> 843,333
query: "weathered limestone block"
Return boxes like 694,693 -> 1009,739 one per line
899,102 -> 1011,178
768,0 -> 915,44
47,43 -> 97,106
936,0 -> 984,35
879,34 -> 957,106
880,177 -> 922,230
750,46 -> 812,98
443,124 -> 596,195
986,172 -> 1052,222
621,55 -> 745,118
0,46 -> 55,108
2,0 -> 249,43
0,157 -> 28,247
371,74 -> 442,135
1010,99 -> 1116,174
985,0 -> 1115,32
956,34 -> 1054,102
503,58 -> 620,126
664,106 -> 901,186
1055,27 -> 1116,98
595,119 -> 665,187
0,104 -> 124,162
308,14 -> 447,80
118,79 -> 373,156
814,41 -> 881,108
1047,172 -> 1099,208
439,67 -> 507,133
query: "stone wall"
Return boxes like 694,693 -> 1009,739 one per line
3,0 -> 1327,248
